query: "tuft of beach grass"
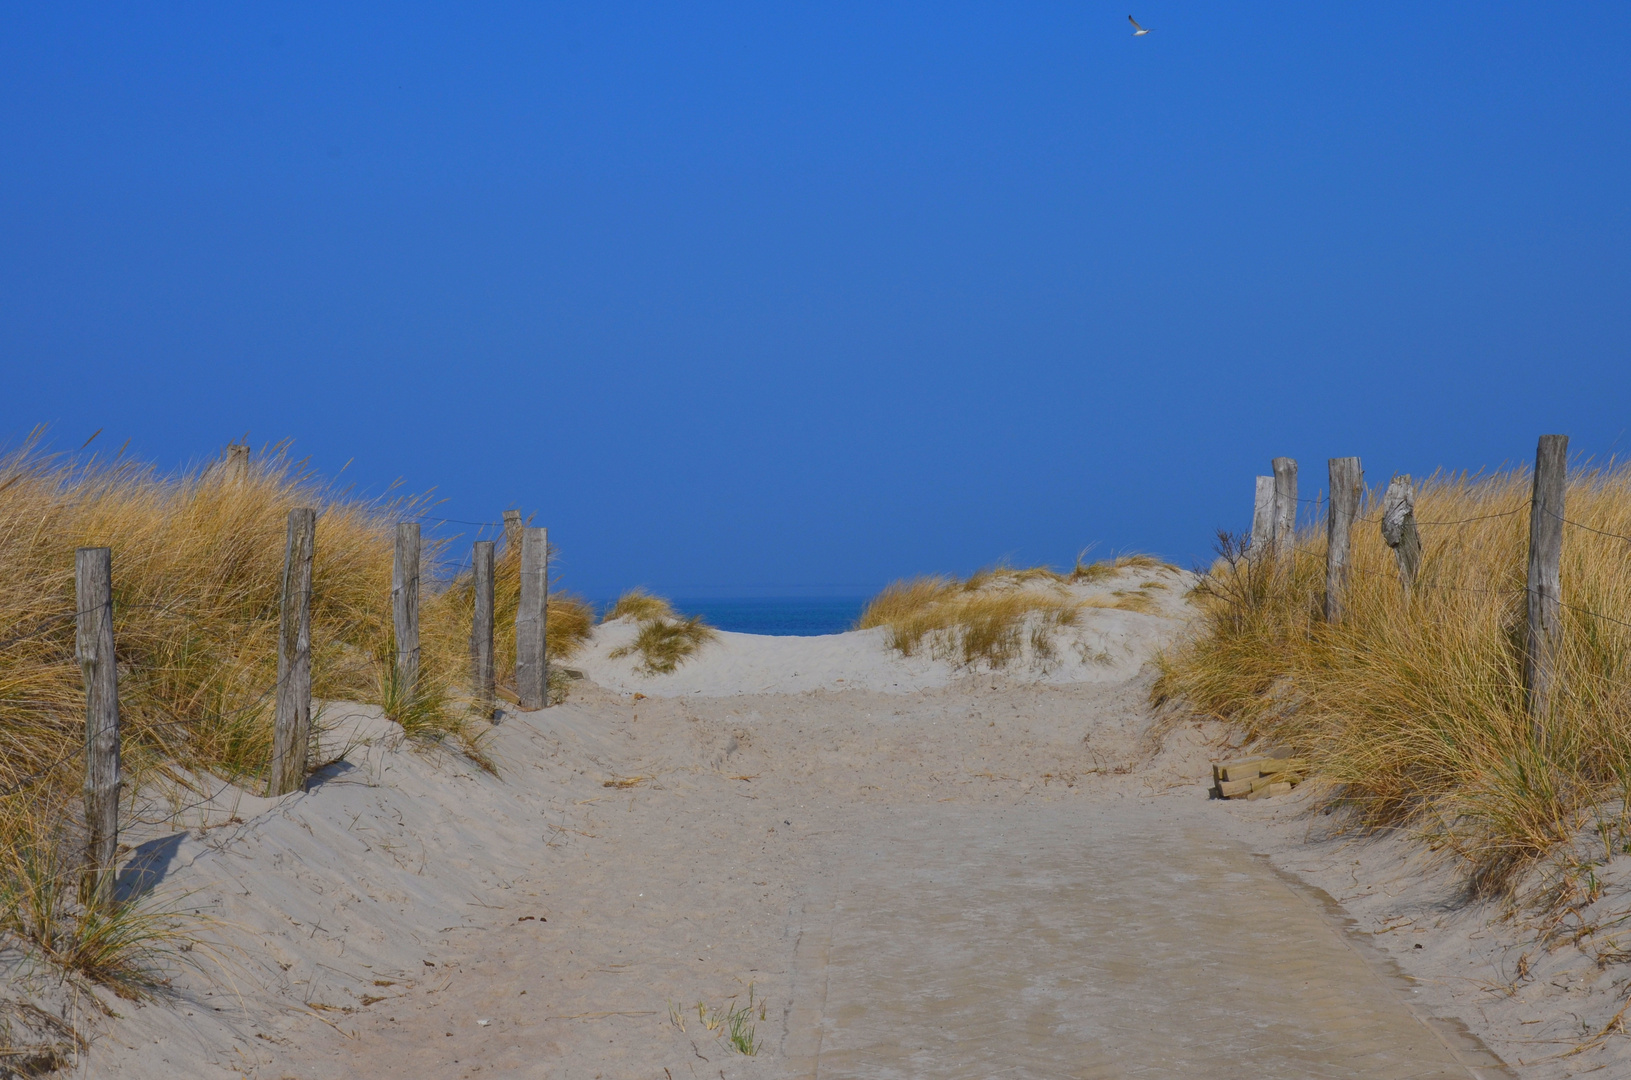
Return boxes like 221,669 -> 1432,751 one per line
1156,464 -> 1631,900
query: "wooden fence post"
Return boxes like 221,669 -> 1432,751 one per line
503,510 -> 523,560
1380,475 -> 1422,594
1524,434 -> 1568,738
515,526 -> 550,710
74,547 -> 120,906
471,540 -> 496,720
392,522 -> 421,697
226,443 -> 250,484
269,509 -> 316,796
1271,457 -> 1298,546
1250,476 -> 1274,554
1324,457 -> 1364,622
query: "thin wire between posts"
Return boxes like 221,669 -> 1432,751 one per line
411,515 -> 508,529
1545,507 -> 1631,546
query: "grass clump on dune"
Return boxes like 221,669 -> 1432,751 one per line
604,590 -> 717,674
860,556 -> 1179,668
1070,552 -> 1175,583
859,568 -> 1085,668
1156,465 -> 1631,898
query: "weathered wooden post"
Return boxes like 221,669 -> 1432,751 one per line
1324,457 -> 1364,622
392,522 -> 421,697
515,526 -> 550,710
1250,476 -> 1274,554
269,509 -> 316,796
74,547 -> 121,905
1523,434 -> 1568,738
470,540 -> 496,720
226,443 -> 250,484
1271,457 -> 1298,546
503,510 -> 523,560
1380,475 -> 1422,594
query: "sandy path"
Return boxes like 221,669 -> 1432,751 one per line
799,801 -> 1502,1079
109,677 -> 1500,1080
62,591 -> 1523,1078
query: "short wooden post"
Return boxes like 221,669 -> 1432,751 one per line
1271,457 -> 1298,546
1523,434 -> 1568,736
1380,475 -> 1422,594
470,540 -> 496,720
392,522 -> 421,696
503,510 -> 523,560
1250,476 -> 1274,553
226,443 -> 250,484
74,547 -> 121,906
515,526 -> 550,710
1324,457 -> 1364,622
269,509 -> 316,796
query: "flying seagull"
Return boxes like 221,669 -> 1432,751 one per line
1128,15 -> 1150,36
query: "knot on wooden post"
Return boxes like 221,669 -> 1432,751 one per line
1380,475 -> 1422,593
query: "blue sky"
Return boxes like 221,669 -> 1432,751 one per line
2,3 -> 1627,598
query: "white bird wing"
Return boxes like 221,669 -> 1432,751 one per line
1128,15 -> 1145,32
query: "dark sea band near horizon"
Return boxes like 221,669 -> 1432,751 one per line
595,597 -> 870,637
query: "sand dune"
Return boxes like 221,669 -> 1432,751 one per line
11,565 -> 1617,1077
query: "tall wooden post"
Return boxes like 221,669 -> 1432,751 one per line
74,547 -> 121,906
1250,476 -> 1274,554
1380,475 -> 1422,594
1271,457 -> 1298,546
392,522 -> 421,696
503,510 -> 523,560
470,540 -> 496,720
269,509 -> 316,796
1524,434 -> 1568,737
1324,457 -> 1364,622
515,526 -> 550,710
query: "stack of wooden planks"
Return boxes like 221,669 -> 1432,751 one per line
1211,747 -> 1307,800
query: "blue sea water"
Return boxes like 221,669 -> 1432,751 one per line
669,597 -> 868,637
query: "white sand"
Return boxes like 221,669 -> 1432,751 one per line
575,565 -> 1196,696
8,562 -> 1625,1077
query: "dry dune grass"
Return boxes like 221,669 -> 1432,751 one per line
860,557 -> 1175,669
0,438 -> 406,795
1157,465 -> 1631,897
0,437 -> 595,992
603,590 -> 717,674
0,437 -> 417,992
1070,552 -> 1173,583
